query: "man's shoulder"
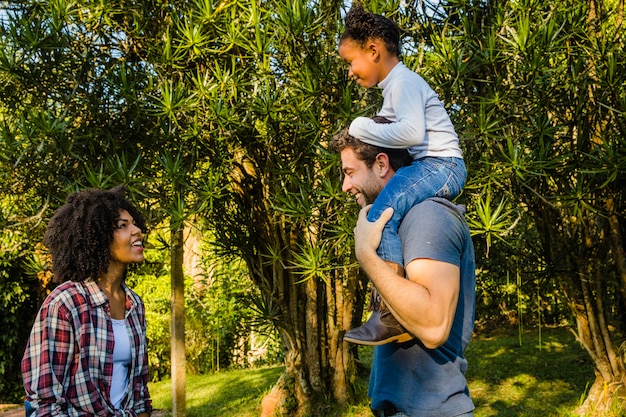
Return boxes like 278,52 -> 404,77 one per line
401,198 -> 469,242
400,198 -> 471,266
406,197 -> 466,219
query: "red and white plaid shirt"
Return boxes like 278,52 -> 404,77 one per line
22,280 -> 152,417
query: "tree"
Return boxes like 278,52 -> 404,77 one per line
427,0 -> 626,413
1,0 -> 371,414
16,0 -> 625,414
143,1 -> 375,414
0,1 -> 205,414
0,194 -> 52,402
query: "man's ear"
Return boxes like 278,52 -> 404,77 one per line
374,153 -> 391,177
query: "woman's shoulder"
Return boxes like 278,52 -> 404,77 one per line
47,280 -> 83,296
43,280 -> 92,310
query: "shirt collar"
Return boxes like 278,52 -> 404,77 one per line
378,61 -> 405,89
82,279 -> 135,312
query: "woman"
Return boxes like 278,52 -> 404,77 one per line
22,186 -> 152,417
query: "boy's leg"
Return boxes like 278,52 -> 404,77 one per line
348,158 -> 466,345
343,262 -> 413,346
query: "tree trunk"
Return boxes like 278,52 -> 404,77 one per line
571,212 -> 626,415
248,255 -> 366,416
606,198 -> 626,307
572,289 -> 626,416
531,200 -> 626,415
236,194 -> 367,416
171,225 -> 186,417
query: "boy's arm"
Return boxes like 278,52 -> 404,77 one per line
349,80 -> 428,148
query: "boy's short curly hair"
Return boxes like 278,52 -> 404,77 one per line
340,3 -> 401,56
43,185 -> 147,283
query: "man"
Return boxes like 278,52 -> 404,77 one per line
330,128 -> 476,417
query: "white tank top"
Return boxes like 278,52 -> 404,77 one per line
111,319 -> 131,410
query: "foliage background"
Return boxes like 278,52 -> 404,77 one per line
1,0 -> 625,413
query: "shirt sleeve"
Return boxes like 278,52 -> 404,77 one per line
348,76 -> 428,148
22,299 -> 74,417
400,199 -> 466,267
127,294 -> 152,416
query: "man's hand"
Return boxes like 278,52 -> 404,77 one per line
354,206 -> 394,262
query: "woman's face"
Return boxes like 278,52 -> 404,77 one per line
109,209 -> 145,265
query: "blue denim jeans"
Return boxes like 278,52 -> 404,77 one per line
367,156 -> 467,265
24,400 -> 35,417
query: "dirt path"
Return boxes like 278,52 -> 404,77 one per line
0,405 -> 169,417
0,405 -> 23,417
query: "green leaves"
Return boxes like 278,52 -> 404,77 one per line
151,80 -> 198,124
467,192 -> 519,255
175,20 -> 210,58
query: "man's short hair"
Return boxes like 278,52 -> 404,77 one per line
329,117 -> 412,171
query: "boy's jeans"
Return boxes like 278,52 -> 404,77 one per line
367,156 -> 467,265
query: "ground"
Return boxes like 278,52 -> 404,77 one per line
0,405 -> 169,416
0,405 -> 22,417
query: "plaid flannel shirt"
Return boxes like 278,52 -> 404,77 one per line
22,280 -> 152,417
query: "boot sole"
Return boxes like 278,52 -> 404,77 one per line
343,332 -> 414,346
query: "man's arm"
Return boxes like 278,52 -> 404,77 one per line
353,206 -> 460,349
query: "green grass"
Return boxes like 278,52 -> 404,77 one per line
465,326 -> 594,416
149,326 -> 595,417
149,366 -> 284,417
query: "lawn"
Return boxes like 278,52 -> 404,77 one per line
465,326 -> 594,417
149,326 -> 596,417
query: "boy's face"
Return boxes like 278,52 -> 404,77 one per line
338,38 -> 380,88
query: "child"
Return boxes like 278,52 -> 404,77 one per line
339,4 -> 466,345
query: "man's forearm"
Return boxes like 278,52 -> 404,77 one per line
353,205 -> 459,348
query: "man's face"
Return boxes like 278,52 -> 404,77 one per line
340,147 -> 384,207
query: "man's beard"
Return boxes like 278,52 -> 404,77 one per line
360,183 -> 383,206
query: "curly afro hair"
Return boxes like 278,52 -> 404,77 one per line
43,185 -> 147,283
340,3 -> 401,57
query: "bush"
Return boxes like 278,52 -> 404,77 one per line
128,232 -> 283,381
0,235 -> 50,402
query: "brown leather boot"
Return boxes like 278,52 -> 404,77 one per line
343,262 -> 414,346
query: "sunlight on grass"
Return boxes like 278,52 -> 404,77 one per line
148,327 -> 595,417
471,374 -> 581,416
149,365 -> 284,417
466,327 -> 594,417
